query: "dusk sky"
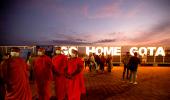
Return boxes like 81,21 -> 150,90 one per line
0,0 -> 170,46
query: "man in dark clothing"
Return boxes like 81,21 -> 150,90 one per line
106,55 -> 112,72
122,52 -> 131,80
0,53 -> 8,100
128,52 -> 140,84
100,53 -> 106,73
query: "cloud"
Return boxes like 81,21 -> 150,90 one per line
121,19 -> 170,45
50,40 -> 91,45
93,39 -> 117,43
81,0 -> 145,19
150,20 -> 170,34
139,20 -> 170,40
48,32 -> 119,45
82,2 -> 121,19
82,19 -> 170,45
156,38 -> 170,45
52,33 -> 88,42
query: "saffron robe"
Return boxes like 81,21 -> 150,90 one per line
67,57 -> 86,100
2,57 -> 32,100
34,55 -> 53,100
52,54 -> 68,100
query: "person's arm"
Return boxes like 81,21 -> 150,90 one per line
51,57 -> 60,76
52,65 -> 61,76
64,66 -> 71,79
71,59 -> 84,78
71,66 -> 83,77
128,57 -> 132,66
64,57 -> 73,79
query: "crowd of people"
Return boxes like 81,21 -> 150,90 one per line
0,47 -> 140,100
0,47 -> 86,100
85,51 -> 140,84
84,53 -> 113,73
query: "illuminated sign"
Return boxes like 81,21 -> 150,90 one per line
61,46 -> 77,55
60,46 -> 165,56
86,47 -> 121,56
130,47 -> 165,56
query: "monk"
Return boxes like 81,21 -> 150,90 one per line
1,47 -> 32,100
33,48 -> 53,100
66,49 -> 86,100
52,47 -> 68,100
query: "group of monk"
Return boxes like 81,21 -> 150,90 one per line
0,47 -> 86,100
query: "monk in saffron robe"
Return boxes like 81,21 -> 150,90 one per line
52,47 -> 68,100
33,48 -> 53,100
1,47 -> 32,100
66,49 -> 86,100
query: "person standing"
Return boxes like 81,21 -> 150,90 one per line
94,53 -> 100,72
0,53 -> 10,100
89,53 -> 97,72
66,49 -> 86,100
83,54 -> 89,70
100,53 -> 106,73
26,52 -> 36,82
122,52 -> 131,80
129,52 -> 140,84
1,47 -> 32,100
106,55 -> 112,72
142,54 -> 147,64
52,47 -> 68,100
89,53 -> 94,72
33,48 -> 53,100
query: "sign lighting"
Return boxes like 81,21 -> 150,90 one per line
86,47 -> 121,56
130,47 -> 165,56
60,46 -> 165,56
